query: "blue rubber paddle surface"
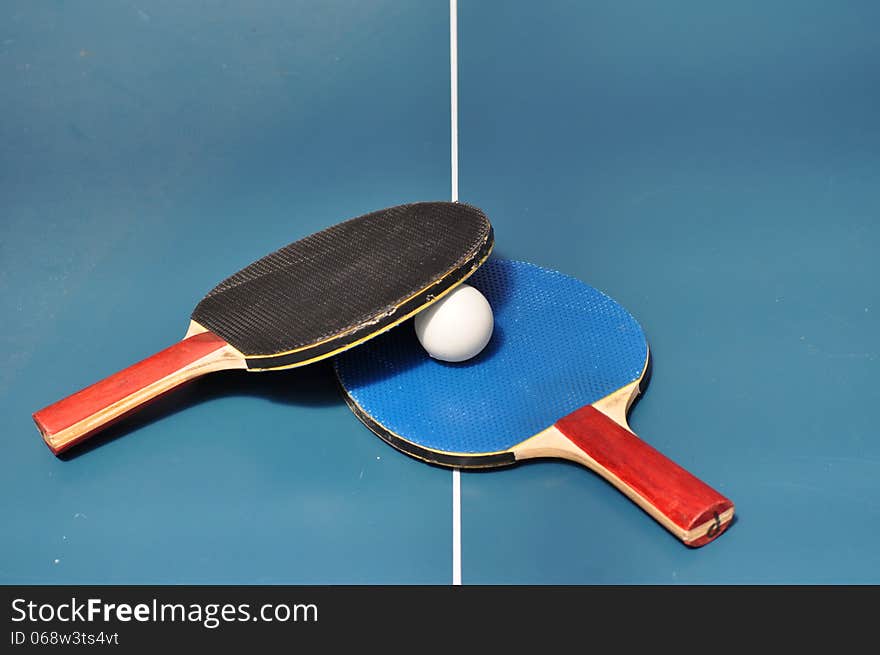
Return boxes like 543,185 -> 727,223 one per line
336,259 -> 648,455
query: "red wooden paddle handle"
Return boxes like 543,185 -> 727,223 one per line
33,332 -> 238,455
555,406 -> 734,547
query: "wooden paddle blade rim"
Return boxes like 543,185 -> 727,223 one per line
340,386 -> 516,468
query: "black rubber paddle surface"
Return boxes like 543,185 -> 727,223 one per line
191,201 -> 493,367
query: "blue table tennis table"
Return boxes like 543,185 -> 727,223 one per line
2,1 -> 879,584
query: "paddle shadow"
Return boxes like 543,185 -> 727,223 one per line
57,361 -> 342,459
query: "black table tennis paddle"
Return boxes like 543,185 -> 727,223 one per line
33,202 -> 493,455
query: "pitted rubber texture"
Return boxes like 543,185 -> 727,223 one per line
336,259 -> 648,461
191,202 -> 492,362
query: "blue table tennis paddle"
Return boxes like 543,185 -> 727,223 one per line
334,259 -> 734,547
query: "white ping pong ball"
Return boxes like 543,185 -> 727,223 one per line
414,284 -> 494,362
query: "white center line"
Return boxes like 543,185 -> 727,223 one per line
450,0 -> 459,204
449,0 -> 462,587
452,469 -> 461,585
